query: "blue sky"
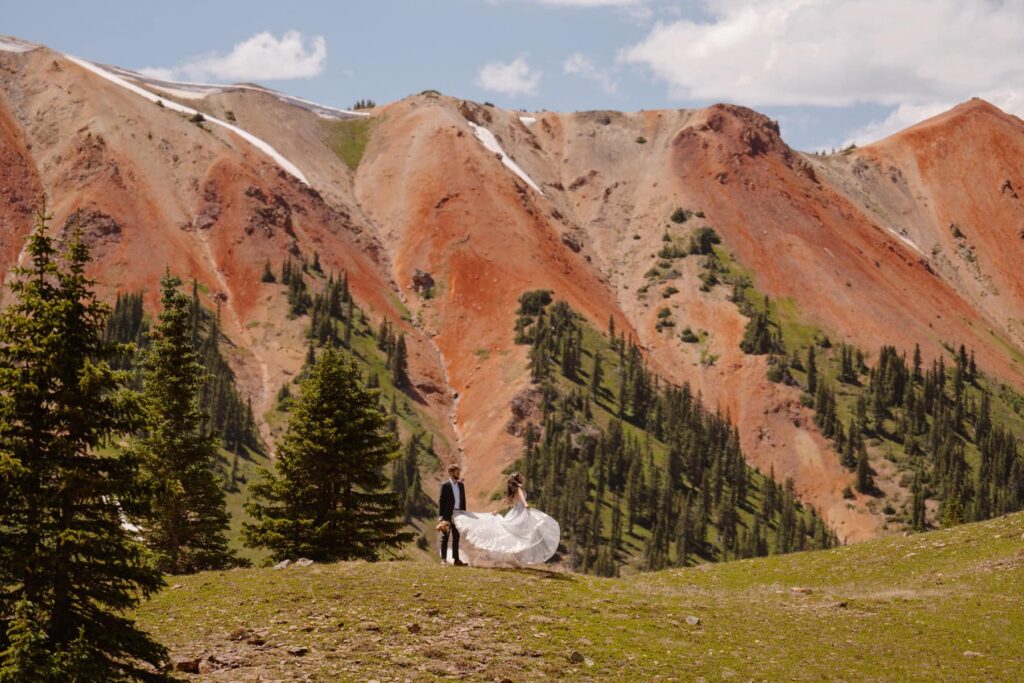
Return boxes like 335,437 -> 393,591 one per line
5,0 -> 1022,151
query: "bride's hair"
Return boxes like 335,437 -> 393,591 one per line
504,472 -> 524,506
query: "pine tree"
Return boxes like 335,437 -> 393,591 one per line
244,346 -> 412,561
128,274 -> 238,574
0,217 -> 168,679
260,259 -> 276,283
590,351 -> 603,399
806,345 -> 817,394
855,448 -> 873,494
390,333 -> 409,388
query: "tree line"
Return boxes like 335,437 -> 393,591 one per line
732,276 -> 1024,530
515,292 -> 835,576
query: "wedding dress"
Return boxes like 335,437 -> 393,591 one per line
453,497 -> 560,567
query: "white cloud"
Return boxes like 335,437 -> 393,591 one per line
476,57 -> 541,96
621,0 -> 1024,109
845,90 -> 1024,146
140,31 -> 327,82
563,52 -> 618,94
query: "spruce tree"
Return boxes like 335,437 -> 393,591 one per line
0,217 -> 168,680
260,259 -> 276,283
806,345 -> 817,394
244,346 -> 412,561
390,333 -> 409,388
128,274 -> 237,574
590,351 -> 603,399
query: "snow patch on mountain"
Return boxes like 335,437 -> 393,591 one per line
63,55 -> 311,185
468,122 -> 542,194
0,36 -> 38,53
106,65 -> 367,121
886,228 -> 923,255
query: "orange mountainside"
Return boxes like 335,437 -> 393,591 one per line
2,38 -> 1023,543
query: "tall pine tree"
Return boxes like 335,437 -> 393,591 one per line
128,274 -> 238,574
244,346 -> 412,561
0,217 -> 168,680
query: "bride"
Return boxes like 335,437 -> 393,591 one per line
453,472 -> 560,567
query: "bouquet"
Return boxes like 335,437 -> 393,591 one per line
435,520 -> 451,533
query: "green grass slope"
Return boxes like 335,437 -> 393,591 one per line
137,512 -> 1024,681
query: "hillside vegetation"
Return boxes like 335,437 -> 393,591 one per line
137,511 -> 1024,681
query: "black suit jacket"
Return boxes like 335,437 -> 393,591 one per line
439,480 -> 466,521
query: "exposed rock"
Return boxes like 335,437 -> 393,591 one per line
273,559 -> 291,570
412,269 -> 435,294
295,558 -> 314,567
458,100 -> 492,125
362,621 -> 382,632
506,387 -> 542,437
568,650 -> 585,664
790,586 -> 813,595
247,193 -> 294,238
685,615 -> 701,626
228,627 -> 253,642
287,646 -> 309,657
173,657 -> 202,673
407,623 -> 422,634
61,208 -> 122,245
193,201 -> 220,231
561,232 -> 583,253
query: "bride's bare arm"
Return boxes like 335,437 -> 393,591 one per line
517,486 -> 529,508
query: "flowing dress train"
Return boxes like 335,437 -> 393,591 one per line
453,502 -> 560,567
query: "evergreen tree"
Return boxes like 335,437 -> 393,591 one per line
0,217 -> 168,680
390,333 -> 409,388
244,346 -> 412,561
855,448 -> 874,494
128,274 -> 238,574
806,345 -> 817,394
260,259 -> 276,283
590,351 -> 603,399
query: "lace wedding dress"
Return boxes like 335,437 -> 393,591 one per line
453,499 -> 560,567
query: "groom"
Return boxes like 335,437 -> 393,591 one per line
438,464 -> 467,566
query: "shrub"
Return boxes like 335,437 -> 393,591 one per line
657,307 -> 672,319
688,226 -> 721,255
189,112 -> 205,124
843,486 -> 855,499
635,136 -> 647,144
517,290 -> 553,316
670,207 -> 691,224
658,244 -> 687,259
680,327 -> 699,343
662,286 -> 679,298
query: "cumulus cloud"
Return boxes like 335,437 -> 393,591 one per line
845,91 -> 1024,146
621,0 -> 1024,141
563,53 -> 618,94
476,57 -> 541,96
140,31 -> 327,82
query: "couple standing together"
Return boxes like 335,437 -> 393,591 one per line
438,464 -> 560,567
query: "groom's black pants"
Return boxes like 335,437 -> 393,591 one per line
440,522 -> 460,563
